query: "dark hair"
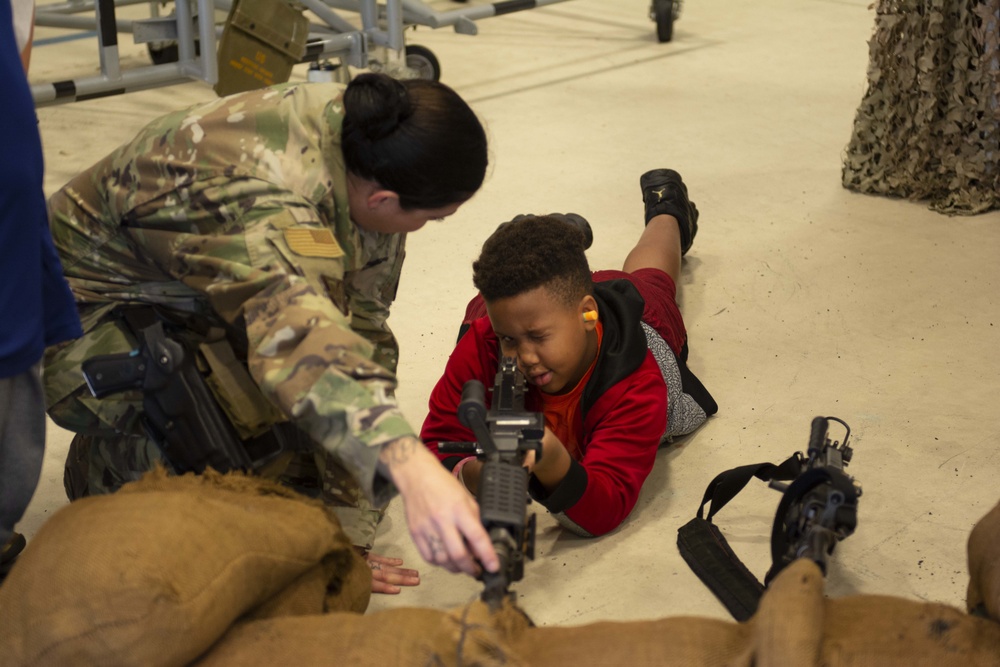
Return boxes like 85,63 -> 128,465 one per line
341,73 -> 488,210
473,215 -> 593,307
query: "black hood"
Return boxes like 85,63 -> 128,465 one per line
582,280 -> 650,414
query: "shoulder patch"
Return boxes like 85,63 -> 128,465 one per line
283,227 -> 344,258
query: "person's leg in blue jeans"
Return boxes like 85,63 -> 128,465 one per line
0,363 -> 46,575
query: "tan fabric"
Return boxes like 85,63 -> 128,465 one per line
513,562 -> 1000,667
753,560 -> 1000,667
5,475 -> 1000,667
192,563 -> 1000,667
822,594 -> 1000,667
513,617 -> 753,666
752,558 -> 825,666
0,469 -> 369,667
194,601 -> 533,667
244,551 -> 371,621
968,499 -> 1000,621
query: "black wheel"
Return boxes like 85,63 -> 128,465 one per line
148,41 -> 179,65
653,0 -> 674,43
148,37 -> 201,65
405,44 -> 440,81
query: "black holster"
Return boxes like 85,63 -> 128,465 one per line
138,321 -> 254,474
81,315 -> 284,475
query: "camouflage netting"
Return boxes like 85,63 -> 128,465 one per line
842,0 -> 1000,215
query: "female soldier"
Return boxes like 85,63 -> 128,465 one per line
44,73 -> 498,591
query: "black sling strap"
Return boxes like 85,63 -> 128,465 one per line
676,454 -> 803,621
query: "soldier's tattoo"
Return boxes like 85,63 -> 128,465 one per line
381,437 -> 418,466
369,561 -> 382,571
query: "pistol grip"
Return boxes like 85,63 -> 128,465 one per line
82,351 -> 147,398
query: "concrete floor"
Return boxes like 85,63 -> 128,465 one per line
19,0 -> 1000,628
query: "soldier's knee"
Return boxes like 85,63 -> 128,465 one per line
63,434 -> 92,500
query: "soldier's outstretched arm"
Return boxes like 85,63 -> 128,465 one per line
379,436 -> 499,576
155,202 -> 466,547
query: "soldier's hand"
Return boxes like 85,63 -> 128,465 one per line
380,437 -> 499,576
366,552 -> 420,594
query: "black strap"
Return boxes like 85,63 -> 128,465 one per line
695,454 -> 802,521
677,454 -> 803,620
677,518 -> 763,621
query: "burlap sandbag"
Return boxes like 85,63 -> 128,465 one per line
0,468 -> 370,667
754,560 -> 1000,667
821,593 -> 1000,666
511,561 -> 820,666
513,616 -> 753,666
516,561 -> 1000,667
968,499 -> 1000,621
195,599 -> 753,667
751,557 -> 825,665
192,559 -> 1000,667
193,600 -> 532,667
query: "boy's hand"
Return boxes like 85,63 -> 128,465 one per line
379,437 -> 500,576
524,428 -> 572,490
366,552 -> 420,594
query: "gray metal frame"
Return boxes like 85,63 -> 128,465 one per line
29,0 -> 578,107
32,0 -> 218,105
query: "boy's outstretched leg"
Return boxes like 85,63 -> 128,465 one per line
619,168 -> 718,435
640,169 -> 699,254
623,169 -> 700,284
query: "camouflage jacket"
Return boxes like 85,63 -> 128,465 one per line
45,83 -> 411,505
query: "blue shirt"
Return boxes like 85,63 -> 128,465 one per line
0,2 -> 82,377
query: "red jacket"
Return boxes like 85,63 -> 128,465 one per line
421,280 -> 667,537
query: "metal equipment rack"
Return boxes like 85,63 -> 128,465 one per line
30,0 -> 682,107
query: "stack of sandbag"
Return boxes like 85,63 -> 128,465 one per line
194,599 -> 535,667
967,499 -> 1000,622
0,468 -> 370,667
196,501 -> 1000,667
189,559 -> 1000,667
191,560 -> 1000,667
3,472 -> 1000,667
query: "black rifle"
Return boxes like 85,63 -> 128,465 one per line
439,357 -> 543,609
677,416 -> 862,621
81,319 -> 266,475
765,416 -> 861,581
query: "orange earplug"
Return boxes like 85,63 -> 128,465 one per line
583,311 -> 598,322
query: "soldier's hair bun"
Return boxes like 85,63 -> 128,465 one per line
343,73 -> 414,141
342,72 -> 488,210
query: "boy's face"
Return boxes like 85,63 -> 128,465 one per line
486,285 -> 599,395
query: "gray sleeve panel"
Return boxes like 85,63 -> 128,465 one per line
641,322 -> 707,441
550,512 -> 595,537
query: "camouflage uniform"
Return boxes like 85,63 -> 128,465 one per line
44,82 -> 415,548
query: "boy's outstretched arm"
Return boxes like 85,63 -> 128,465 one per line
378,436 -> 499,576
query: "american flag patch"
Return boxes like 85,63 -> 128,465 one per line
283,227 -> 344,258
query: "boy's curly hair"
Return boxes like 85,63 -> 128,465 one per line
472,215 -> 592,307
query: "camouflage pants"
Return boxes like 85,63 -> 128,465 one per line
62,426 -> 386,550
48,314 -> 386,550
